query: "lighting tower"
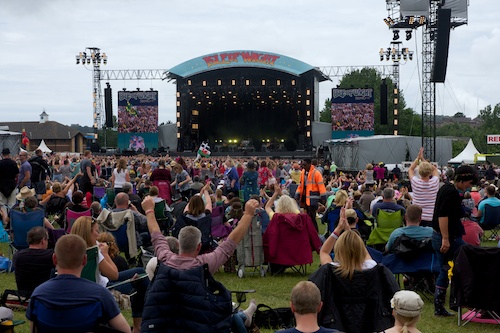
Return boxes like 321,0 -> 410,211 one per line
76,47 -> 107,140
379,41 -> 414,135
383,0 -> 468,161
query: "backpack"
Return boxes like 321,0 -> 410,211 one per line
390,234 -> 433,260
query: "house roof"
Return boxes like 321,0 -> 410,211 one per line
0,121 -> 83,140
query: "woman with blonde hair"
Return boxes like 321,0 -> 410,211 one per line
320,207 -> 375,271
265,187 -> 299,219
381,290 -> 423,333
71,216 -> 149,333
97,231 -> 128,272
321,189 -> 349,235
170,162 -> 192,199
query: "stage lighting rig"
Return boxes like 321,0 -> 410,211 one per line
393,30 -> 400,41
75,47 -> 107,139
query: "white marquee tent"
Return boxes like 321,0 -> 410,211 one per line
37,140 -> 52,153
448,139 -> 480,164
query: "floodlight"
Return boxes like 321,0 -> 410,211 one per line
393,30 -> 400,41
406,30 -> 412,41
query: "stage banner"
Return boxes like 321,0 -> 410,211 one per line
331,88 -> 374,139
118,90 -> 158,151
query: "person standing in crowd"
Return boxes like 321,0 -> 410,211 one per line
29,149 -> 50,200
17,151 -> 32,189
240,160 -> 259,203
409,148 -> 440,227
432,165 -> 477,316
224,158 -> 240,197
79,150 -> 95,205
110,158 -> 130,194
295,158 -> 326,232
0,148 -> 19,214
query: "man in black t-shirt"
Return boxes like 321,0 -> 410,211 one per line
0,148 -> 19,213
28,149 -> 50,199
432,165 -> 477,316
12,227 -> 54,297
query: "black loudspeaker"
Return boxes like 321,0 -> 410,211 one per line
432,8 -> 452,83
380,79 -> 388,125
104,83 -> 113,128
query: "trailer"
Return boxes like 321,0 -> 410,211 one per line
324,135 -> 452,172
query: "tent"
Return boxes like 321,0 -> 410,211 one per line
37,139 -> 52,153
448,139 -> 480,164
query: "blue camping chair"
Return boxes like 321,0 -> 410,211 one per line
481,204 -> 500,241
30,297 -> 104,333
9,209 -> 45,262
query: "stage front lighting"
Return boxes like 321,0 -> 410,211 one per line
393,30 -> 400,41
406,30 -> 412,41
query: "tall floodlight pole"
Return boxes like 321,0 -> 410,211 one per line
379,41 -> 414,135
76,47 -> 107,141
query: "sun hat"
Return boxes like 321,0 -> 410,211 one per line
16,186 -> 36,200
391,290 -> 424,317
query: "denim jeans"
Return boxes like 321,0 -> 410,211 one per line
431,231 -> 464,289
232,311 -> 247,333
107,267 -> 149,318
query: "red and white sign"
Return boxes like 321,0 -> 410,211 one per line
487,135 -> 500,144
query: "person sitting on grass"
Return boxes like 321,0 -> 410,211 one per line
277,281 -> 339,333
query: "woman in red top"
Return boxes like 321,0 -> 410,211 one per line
258,160 -> 273,189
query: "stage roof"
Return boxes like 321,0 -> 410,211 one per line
168,50 -> 329,81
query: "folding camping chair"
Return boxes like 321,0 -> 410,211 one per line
81,245 -> 99,283
97,209 -> 139,265
8,209 -> 45,263
93,186 -> 106,200
263,213 -> 322,276
65,208 -> 92,233
366,209 -> 403,250
480,204 -> 500,241
28,294 -> 120,333
154,199 -> 173,235
453,244 -> 500,326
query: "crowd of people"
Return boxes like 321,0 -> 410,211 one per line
1,145 -> 499,332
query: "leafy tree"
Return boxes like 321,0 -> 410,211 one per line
319,98 -> 332,122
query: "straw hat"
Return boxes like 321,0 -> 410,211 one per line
16,186 -> 36,200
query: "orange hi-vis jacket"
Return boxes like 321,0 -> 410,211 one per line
295,166 -> 326,207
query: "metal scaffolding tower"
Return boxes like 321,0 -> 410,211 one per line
421,1 -> 438,161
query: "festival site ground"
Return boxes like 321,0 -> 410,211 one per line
1,235 -> 499,333
1,152 -> 499,332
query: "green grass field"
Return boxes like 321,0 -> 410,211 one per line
1,236 -> 499,333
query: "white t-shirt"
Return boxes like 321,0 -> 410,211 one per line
97,247 -> 110,287
113,168 -> 128,189
330,259 -> 377,270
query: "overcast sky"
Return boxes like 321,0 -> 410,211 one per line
1,0 -> 498,128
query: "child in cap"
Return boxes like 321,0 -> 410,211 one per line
383,290 -> 424,333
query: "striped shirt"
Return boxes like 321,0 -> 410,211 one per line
410,176 -> 440,221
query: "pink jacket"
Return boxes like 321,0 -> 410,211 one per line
263,213 -> 322,266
